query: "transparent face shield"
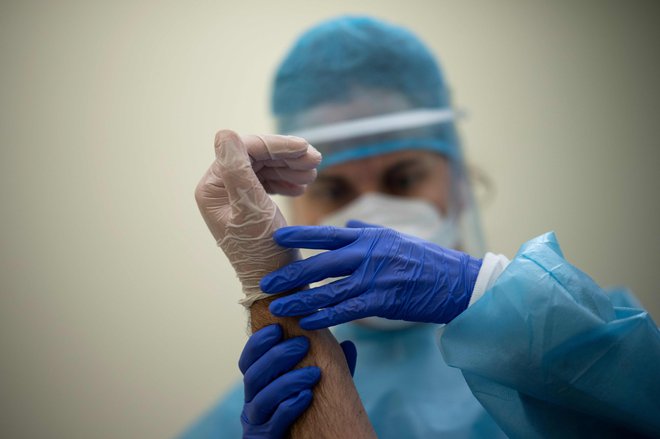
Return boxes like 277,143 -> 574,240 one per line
289,107 -> 486,258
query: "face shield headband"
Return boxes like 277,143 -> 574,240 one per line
288,108 -> 465,171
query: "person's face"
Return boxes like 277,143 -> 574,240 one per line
291,149 -> 452,225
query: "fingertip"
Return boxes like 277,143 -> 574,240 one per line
284,136 -> 322,163
269,297 -> 304,317
345,219 -> 364,228
259,274 -> 274,294
238,324 -> 283,374
261,323 -> 283,338
346,219 -> 380,228
268,300 -> 283,315
214,129 -> 240,148
275,335 -> 310,359
306,366 -> 322,383
340,339 -> 356,356
269,391 -> 313,436
274,225 -> 349,248
260,269 -> 291,295
213,132 -> 258,198
289,365 -> 321,387
289,388 -> 313,411
306,144 -> 322,165
280,336 -> 311,364
299,308 -> 348,330
280,389 -> 313,418
339,340 -> 357,376
272,227 -> 293,245
298,315 -> 326,331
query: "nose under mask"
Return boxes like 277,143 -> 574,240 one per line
321,192 -> 459,249
315,193 -> 459,330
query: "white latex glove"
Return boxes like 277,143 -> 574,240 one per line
195,130 -> 322,307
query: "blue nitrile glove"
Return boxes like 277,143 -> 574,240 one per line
240,324 -> 356,439
260,222 -> 482,330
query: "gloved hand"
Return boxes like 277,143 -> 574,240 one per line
194,130 -> 321,307
260,221 -> 483,330
240,324 -> 356,439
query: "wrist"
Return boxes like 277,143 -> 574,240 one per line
446,253 -> 482,321
234,247 -> 301,308
429,248 -> 482,324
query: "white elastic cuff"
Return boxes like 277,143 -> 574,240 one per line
469,252 -> 511,307
238,291 -> 273,308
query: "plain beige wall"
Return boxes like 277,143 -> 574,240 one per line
1,1 -> 659,438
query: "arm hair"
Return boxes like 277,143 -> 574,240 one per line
250,297 -> 376,438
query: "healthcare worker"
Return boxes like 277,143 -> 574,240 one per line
185,16 -> 660,438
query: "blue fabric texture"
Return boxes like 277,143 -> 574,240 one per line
440,232 -> 660,438
271,16 -> 463,171
272,16 -> 447,125
179,383 -> 242,438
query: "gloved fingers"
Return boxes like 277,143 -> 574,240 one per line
261,179 -> 307,197
214,130 -> 271,214
243,336 -> 310,402
346,219 -> 383,228
194,162 -> 234,243
194,159 -> 229,205
269,276 -> 360,316
273,225 -> 362,250
238,324 -> 282,374
244,366 -> 320,425
258,167 -> 318,186
244,134 -> 320,197
339,340 -> 357,377
268,389 -> 314,438
299,296 -> 374,330
243,134 -> 322,171
261,248 -> 360,294
243,134 -> 308,160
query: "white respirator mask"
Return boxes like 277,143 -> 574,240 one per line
321,192 -> 459,249
314,192 -> 460,330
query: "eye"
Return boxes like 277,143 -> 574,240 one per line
385,167 -> 430,195
307,179 -> 354,205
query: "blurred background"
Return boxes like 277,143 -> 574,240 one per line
1,0 -> 659,437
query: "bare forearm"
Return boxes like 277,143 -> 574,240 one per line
250,297 -> 376,438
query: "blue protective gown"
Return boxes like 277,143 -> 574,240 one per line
180,233 -> 660,438
440,232 -> 660,438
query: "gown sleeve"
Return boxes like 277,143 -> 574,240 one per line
439,232 -> 660,439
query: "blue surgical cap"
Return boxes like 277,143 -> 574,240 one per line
271,15 -> 461,170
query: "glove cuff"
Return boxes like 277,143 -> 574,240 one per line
469,252 -> 511,307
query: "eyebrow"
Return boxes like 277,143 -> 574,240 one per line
314,174 -> 349,185
384,158 -> 428,176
